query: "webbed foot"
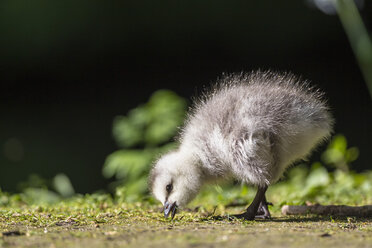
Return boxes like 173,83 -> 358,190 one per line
255,200 -> 272,219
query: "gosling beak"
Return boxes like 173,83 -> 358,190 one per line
164,201 -> 178,219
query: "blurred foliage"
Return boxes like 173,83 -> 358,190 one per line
268,163 -> 372,206
321,134 -> 359,172
53,173 -> 75,197
103,90 -> 187,201
7,173 -> 76,205
112,90 -> 187,147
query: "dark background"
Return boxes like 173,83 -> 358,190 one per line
0,0 -> 371,193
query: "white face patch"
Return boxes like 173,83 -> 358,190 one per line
152,171 -> 172,205
150,151 -> 202,207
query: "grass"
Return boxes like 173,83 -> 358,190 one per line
1,194 -> 372,248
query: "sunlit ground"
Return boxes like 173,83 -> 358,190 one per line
1,198 -> 372,248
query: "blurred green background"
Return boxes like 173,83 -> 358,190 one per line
0,0 -> 371,196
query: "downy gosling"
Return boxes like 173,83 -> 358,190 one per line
149,71 -> 334,220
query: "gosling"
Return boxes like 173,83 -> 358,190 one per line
149,71 -> 334,220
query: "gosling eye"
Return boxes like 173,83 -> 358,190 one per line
166,184 -> 173,193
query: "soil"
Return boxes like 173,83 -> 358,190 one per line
1,205 -> 371,248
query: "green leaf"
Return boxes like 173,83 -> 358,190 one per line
53,173 -> 75,198
305,163 -> 330,189
102,150 -> 154,180
329,134 -> 347,153
345,147 -> 359,163
145,90 -> 187,145
113,115 -> 144,148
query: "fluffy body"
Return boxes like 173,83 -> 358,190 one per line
150,71 -> 333,208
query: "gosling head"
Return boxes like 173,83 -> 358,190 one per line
149,150 -> 203,219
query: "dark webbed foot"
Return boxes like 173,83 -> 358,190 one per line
255,213 -> 270,219
255,198 -> 272,219
229,186 -> 269,221
231,202 -> 271,220
230,210 -> 256,220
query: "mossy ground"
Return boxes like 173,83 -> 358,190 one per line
1,199 -> 372,248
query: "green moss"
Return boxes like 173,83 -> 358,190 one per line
1,196 -> 372,248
